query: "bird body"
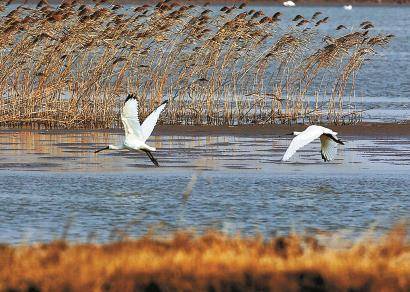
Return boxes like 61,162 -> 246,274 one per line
95,94 -> 168,166
343,5 -> 353,10
282,125 -> 344,162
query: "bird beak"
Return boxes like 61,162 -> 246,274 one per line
94,146 -> 109,153
285,132 -> 293,136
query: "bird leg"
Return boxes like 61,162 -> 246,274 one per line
94,146 -> 109,153
141,149 -> 159,167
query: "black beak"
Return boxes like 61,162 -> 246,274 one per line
94,146 -> 109,153
286,132 -> 294,136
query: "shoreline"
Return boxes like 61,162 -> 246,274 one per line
1,122 -> 410,137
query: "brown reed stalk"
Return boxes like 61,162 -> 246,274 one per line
0,1 -> 392,129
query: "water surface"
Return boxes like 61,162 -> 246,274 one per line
0,131 -> 408,243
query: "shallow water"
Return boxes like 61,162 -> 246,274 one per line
0,131 -> 409,243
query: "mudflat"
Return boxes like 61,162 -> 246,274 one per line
4,122 -> 408,137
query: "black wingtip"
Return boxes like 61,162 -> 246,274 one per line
325,134 -> 345,145
335,138 -> 345,145
160,99 -> 168,106
125,94 -> 137,104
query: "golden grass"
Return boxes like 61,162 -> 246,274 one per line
0,228 -> 409,291
0,1 -> 393,128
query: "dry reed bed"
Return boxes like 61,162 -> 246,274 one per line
0,228 -> 408,291
0,1 -> 393,128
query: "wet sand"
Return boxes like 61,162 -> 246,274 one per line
3,122 -> 409,138
156,123 -> 410,137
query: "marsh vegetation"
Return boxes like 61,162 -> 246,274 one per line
0,1 -> 392,128
0,227 -> 408,291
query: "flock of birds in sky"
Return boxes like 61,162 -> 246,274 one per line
95,95 -> 345,166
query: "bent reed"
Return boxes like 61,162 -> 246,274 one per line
0,1 -> 393,128
0,227 -> 408,291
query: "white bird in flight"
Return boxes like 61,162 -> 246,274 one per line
283,1 -> 296,7
94,94 -> 168,167
282,125 -> 345,162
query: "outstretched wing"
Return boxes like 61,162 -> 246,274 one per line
140,100 -> 168,142
282,126 -> 324,161
320,135 -> 338,162
121,94 -> 143,139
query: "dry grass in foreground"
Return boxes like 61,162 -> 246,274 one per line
0,228 -> 409,291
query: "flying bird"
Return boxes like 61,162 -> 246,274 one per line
94,94 -> 168,167
282,125 -> 345,162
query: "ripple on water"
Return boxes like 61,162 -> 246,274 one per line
0,131 -> 409,243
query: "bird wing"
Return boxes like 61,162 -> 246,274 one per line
320,135 -> 338,162
282,126 -> 324,161
140,100 -> 168,142
121,94 -> 143,139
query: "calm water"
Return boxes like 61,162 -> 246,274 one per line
0,131 -> 409,243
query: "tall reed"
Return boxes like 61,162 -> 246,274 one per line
0,1 -> 392,128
